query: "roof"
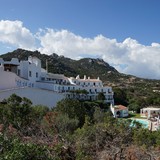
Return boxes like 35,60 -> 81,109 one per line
4,63 -> 19,66
142,107 -> 160,111
77,79 -> 101,82
47,73 -> 68,80
70,78 -> 101,82
114,105 -> 128,111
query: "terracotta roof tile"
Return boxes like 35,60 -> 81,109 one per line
114,105 -> 128,111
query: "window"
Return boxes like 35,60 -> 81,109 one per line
36,72 -> 38,78
41,77 -> 45,81
17,69 -> 21,76
29,71 -> 32,77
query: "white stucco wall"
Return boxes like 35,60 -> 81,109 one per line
0,87 -> 65,108
69,77 -> 103,87
0,70 -> 17,89
28,63 -> 41,82
18,61 -> 29,79
18,58 -> 41,82
36,82 -> 55,91
121,110 -> 129,117
110,104 -> 115,116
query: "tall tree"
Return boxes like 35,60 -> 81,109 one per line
55,98 -> 85,127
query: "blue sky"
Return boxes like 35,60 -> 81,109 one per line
0,0 -> 160,79
1,0 -> 160,44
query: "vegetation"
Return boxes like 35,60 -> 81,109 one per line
0,94 -> 160,159
97,92 -> 105,101
113,87 -> 160,113
0,49 -> 160,158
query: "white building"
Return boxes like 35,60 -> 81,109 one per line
110,104 -> 128,118
140,107 -> 160,131
140,107 -> 160,119
0,56 -> 114,107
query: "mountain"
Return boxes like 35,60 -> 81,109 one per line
0,48 -> 159,89
0,48 -> 126,84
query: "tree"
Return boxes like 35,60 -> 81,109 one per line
97,92 -> 105,101
32,105 -> 50,122
0,134 -> 52,160
54,114 -> 79,135
0,94 -> 33,133
113,88 -> 128,106
128,97 -> 147,113
55,98 -> 86,127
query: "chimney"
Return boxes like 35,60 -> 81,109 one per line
76,75 -> 80,79
46,60 -> 48,72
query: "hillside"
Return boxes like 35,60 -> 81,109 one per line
1,49 -> 160,85
1,48 -> 160,109
0,49 -> 119,80
0,48 -> 144,85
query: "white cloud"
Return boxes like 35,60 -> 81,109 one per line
37,29 -> 160,79
0,20 -> 35,50
37,29 -> 126,60
120,38 -> 160,79
0,20 -> 160,79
